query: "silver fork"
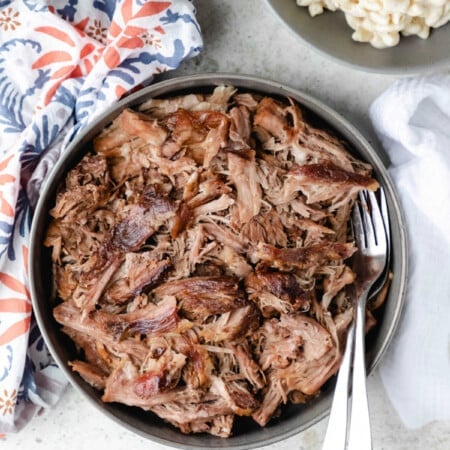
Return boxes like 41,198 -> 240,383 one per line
322,188 -> 389,450
366,187 -> 391,300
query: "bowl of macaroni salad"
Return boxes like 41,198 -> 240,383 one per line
266,0 -> 450,72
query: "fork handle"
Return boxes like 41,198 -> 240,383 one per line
347,291 -> 372,450
322,322 -> 355,450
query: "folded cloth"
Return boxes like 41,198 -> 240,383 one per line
370,74 -> 450,428
0,0 -> 202,433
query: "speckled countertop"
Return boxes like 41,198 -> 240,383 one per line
4,1 -> 450,449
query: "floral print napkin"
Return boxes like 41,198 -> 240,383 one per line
0,0 -> 202,432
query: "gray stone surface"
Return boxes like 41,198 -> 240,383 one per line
7,1 -> 449,449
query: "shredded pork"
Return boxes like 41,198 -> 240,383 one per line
45,86 -> 382,438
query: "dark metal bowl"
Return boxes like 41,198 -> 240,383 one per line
29,73 -> 407,450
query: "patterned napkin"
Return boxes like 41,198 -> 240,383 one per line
0,0 -> 202,433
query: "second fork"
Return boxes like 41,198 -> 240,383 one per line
322,188 -> 390,450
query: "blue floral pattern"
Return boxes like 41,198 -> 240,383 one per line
0,0 -> 202,433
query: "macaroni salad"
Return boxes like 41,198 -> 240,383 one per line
296,0 -> 450,48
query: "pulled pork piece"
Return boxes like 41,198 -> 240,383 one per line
54,297 -> 179,362
69,360 -> 108,390
104,253 -> 171,303
161,109 -> 229,167
174,414 -> 235,438
213,245 -> 252,278
54,302 -> 150,362
254,241 -> 356,270
245,270 -> 311,316
92,296 -> 179,338
139,93 -> 206,117
46,85 -> 384,438
283,161 -> 379,209
153,276 -> 246,321
107,184 -> 177,254
186,171 -> 231,207
72,185 -> 177,311
62,326 -> 112,375
50,155 -> 111,221
254,96 -> 292,143
253,314 -> 338,426
150,394 -> 234,436
102,358 -> 197,409
198,304 -> 261,343
252,378 -> 285,427
227,150 -> 262,224
138,85 -> 236,117
241,209 -> 288,247
322,265 -> 356,310
202,221 -> 248,255
231,342 -> 266,390
229,105 -> 253,150
94,109 -> 165,153
210,376 -> 260,416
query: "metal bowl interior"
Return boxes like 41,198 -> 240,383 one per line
266,0 -> 450,74
30,73 -> 407,450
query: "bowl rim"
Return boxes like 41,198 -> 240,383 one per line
29,72 -> 408,449
264,0 -> 450,74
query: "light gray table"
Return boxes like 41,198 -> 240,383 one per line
5,1 -> 450,449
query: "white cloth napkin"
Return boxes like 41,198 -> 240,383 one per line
370,73 -> 450,428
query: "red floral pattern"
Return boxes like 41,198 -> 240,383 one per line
0,0 -> 202,433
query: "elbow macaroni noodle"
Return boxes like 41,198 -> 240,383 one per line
295,0 -> 450,48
